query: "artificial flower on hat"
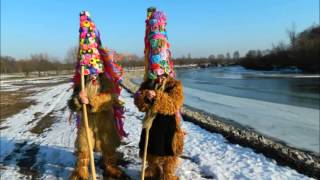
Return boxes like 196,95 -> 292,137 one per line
144,8 -> 175,80
73,11 -> 124,90
71,10 -> 127,138
78,10 -> 104,76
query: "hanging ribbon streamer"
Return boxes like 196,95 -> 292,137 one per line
72,11 -> 127,139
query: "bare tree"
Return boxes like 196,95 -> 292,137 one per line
64,46 -> 79,64
226,52 -> 231,60
30,53 -> 51,77
187,53 -> 191,59
233,51 -> 240,60
208,54 -> 215,59
217,54 -> 225,59
0,56 -> 16,73
246,50 -> 257,58
287,23 -> 297,49
271,41 -> 288,53
18,60 -> 35,77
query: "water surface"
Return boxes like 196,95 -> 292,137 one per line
176,66 -> 320,153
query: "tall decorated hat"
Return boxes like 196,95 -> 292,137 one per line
73,10 -> 123,94
72,11 -> 126,138
78,11 -> 104,75
144,7 -> 175,81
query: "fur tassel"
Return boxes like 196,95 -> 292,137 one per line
172,128 -> 185,156
152,79 -> 183,115
134,90 -> 152,112
145,155 -> 179,180
68,97 -> 82,112
90,93 -> 113,112
71,152 -> 90,180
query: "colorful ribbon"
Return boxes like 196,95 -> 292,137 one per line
144,8 -> 175,80
72,11 -> 127,139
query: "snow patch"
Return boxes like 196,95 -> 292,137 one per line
0,79 -> 314,179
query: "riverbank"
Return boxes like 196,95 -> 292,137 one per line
121,69 -> 320,179
1,76 -> 313,179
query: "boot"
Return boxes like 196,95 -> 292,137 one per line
71,152 -> 89,180
104,155 -> 124,178
162,156 -> 179,180
145,155 -> 161,180
145,166 -> 161,180
163,174 -> 179,180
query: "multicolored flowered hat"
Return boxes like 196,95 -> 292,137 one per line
72,11 -> 127,139
78,11 -> 104,75
73,11 -> 123,92
144,7 -> 175,80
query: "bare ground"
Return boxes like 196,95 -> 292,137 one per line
0,78 -> 71,124
0,91 -> 36,123
29,111 -> 56,135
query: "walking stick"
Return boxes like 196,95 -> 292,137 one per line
141,112 -> 156,180
80,66 -> 97,180
141,80 -> 166,180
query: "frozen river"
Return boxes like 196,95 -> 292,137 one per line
176,66 -> 320,154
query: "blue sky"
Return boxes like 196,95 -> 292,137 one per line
1,0 -> 318,60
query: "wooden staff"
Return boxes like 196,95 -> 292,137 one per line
141,80 -> 166,180
141,112 -> 156,180
80,66 -> 97,180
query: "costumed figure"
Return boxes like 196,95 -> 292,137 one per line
68,11 -> 127,179
134,7 -> 185,180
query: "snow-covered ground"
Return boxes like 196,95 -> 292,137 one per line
0,78 -> 314,179
0,75 -> 71,91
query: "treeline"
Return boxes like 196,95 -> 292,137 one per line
1,41 -> 240,75
174,56 -> 238,67
240,25 -> 320,72
0,54 -> 74,77
2,52 -> 238,76
117,55 -> 239,68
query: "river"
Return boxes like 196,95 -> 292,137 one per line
176,66 -> 320,154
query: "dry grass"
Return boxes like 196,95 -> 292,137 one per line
10,78 -> 70,88
29,111 -> 56,134
0,78 -> 70,124
0,91 -> 35,123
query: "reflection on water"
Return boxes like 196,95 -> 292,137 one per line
176,66 -> 320,109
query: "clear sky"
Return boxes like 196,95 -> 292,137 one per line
1,0 -> 319,60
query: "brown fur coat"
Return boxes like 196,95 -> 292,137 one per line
134,77 -> 185,156
134,77 -> 184,115
68,80 -> 121,155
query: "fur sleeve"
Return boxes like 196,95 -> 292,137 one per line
152,80 -> 183,115
68,85 -> 82,112
134,81 -> 152,112
68,97 -> 82,112
90,93 -> 113,112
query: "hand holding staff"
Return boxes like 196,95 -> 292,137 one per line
80,66 -> 97,180
141,80 -> 166,180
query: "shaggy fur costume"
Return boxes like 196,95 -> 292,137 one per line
69,76 -> 123,179
134,76 -> 184,179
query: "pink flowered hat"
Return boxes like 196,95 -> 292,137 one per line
78,11 -> 104,75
